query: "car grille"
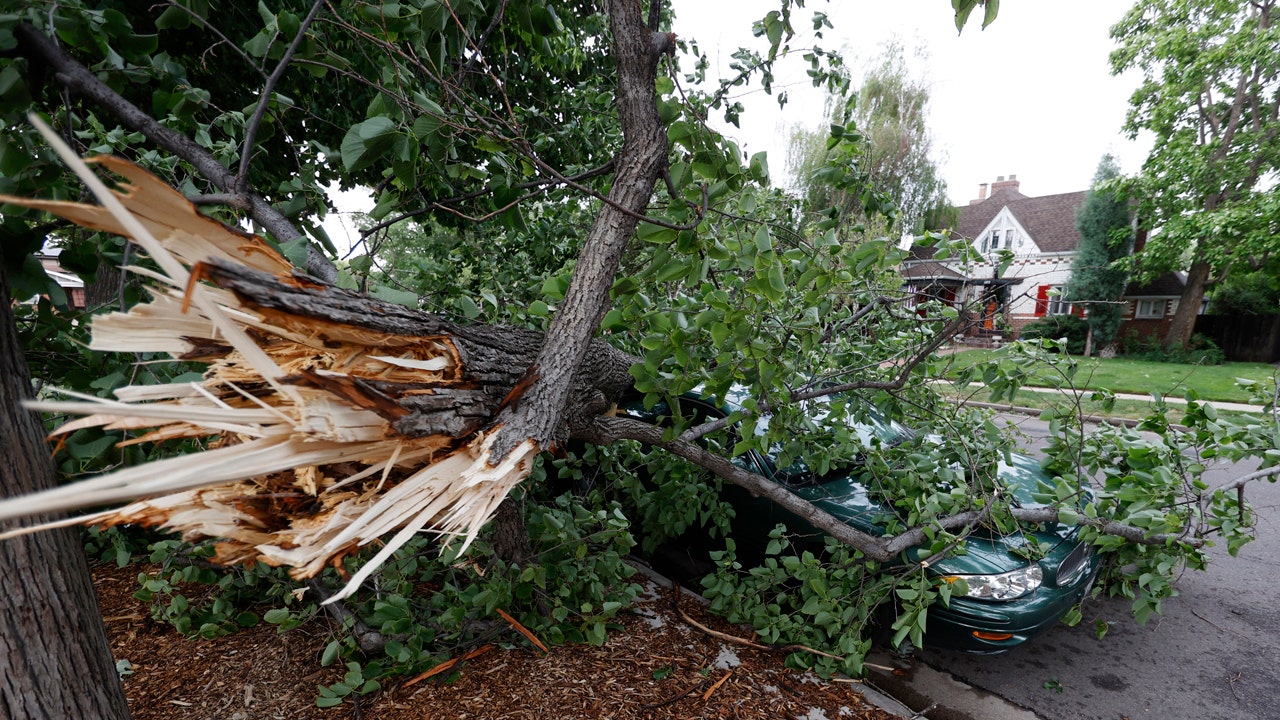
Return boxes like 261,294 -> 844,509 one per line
1056,542 -> 1090,587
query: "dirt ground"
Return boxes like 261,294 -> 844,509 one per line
93,561 -> 900,720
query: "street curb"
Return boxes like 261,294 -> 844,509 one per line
957,399 -> 1150,429
863,652 -> 1043,720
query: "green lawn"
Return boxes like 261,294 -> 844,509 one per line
938,348 -> 1276,405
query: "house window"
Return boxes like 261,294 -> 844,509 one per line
990,229 -> 1001,250
1135,299 -> 1164,319
1035,285 -> 1073,317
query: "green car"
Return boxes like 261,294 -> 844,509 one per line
620,389 -> 1103,654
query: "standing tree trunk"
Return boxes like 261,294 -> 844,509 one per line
1163,259 -> 1211,351
0,271 -> 132,719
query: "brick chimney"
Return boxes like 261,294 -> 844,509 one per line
990,174 -> 1020,194
971,182 -> 989,205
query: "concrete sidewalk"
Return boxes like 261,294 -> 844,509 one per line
948,382 -> 1269,415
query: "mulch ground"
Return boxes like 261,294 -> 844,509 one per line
93,561 -> 899,719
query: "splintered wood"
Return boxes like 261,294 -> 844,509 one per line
0,122 -> 539,602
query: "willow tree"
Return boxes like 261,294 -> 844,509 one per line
787,41 -> 949,236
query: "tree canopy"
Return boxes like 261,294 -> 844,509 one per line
786,41 -> 949,237
1110,0 -> 1280,349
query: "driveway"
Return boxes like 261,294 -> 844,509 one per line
908,413 -> 1280,720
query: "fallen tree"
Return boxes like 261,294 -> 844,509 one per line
1,0 -> 1277,704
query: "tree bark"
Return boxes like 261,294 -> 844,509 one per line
1162,259 -> 1211,351
200,259 -> 638,440
0,271 -> 132,719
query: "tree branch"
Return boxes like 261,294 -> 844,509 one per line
355,160 -> 618,241
236,0 -> 326,195
581,412 -> 1206,567
12,23 -> 337,283
483,0 -> 675,460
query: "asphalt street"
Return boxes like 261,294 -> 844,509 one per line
916,413 -> 1280,720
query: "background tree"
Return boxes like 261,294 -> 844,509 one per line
1064,155 -> 1133,354
786,41 -> 949,237
1110,0 -> 1280,350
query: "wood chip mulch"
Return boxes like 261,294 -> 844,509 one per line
93,561 -> 900,719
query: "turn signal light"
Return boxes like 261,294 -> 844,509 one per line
972,631 -> 1014,641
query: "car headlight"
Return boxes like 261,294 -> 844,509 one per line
943,565 -> 1043,601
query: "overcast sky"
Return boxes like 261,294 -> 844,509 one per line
326,2 -> 1151,252
670,0 -> 1152,204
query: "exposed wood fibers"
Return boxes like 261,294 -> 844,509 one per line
0,136 -> 539,603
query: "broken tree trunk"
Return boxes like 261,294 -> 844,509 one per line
0,0 -> 679,604
0,140 -> 636,603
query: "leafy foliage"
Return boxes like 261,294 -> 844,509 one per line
1210,264 -> 1280,316
1019,315 -> 1090,356
701,532 -> 894,678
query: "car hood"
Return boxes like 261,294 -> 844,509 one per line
792,449 -> 1074,574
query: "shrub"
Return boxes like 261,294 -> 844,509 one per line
1210,270 -> 1280,316
1019,315 -> 1089,355
1120,331 -> 1226,365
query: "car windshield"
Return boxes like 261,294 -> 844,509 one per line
743,398 -> 914,485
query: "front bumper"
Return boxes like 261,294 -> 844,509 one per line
924,543 -> 1105,654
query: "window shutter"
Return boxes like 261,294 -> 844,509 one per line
1035,285 -> 1049,316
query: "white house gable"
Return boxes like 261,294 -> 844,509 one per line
975,207 -> 1037,256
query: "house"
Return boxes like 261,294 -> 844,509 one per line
14,249 -> 88,310
902,175 -> 1184,346
41,251 -> 87,309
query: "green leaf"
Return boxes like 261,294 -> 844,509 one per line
263,608 -> 292,624
320,639 -> 341,667
369,285 -> 419,308
767,265 -> 786,294
340,117 -> 399,172
457,295 -> 482,319
983,0 -> 1000,28
348,254 -> 373,274
753,226 -> 772,255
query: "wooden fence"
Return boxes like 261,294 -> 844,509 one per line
1194,315 -> 1280,363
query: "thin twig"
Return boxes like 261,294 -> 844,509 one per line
641,679 -> 708,709
307,578 -> 398,655
669,585 -> 843,660
236,0 -> 326,194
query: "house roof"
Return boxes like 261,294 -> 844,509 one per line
1125,271 -> 1186,298
901,260 -> 966,281
955,187 -> 1087,253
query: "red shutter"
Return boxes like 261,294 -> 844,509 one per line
1034,285 -> 1049,316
